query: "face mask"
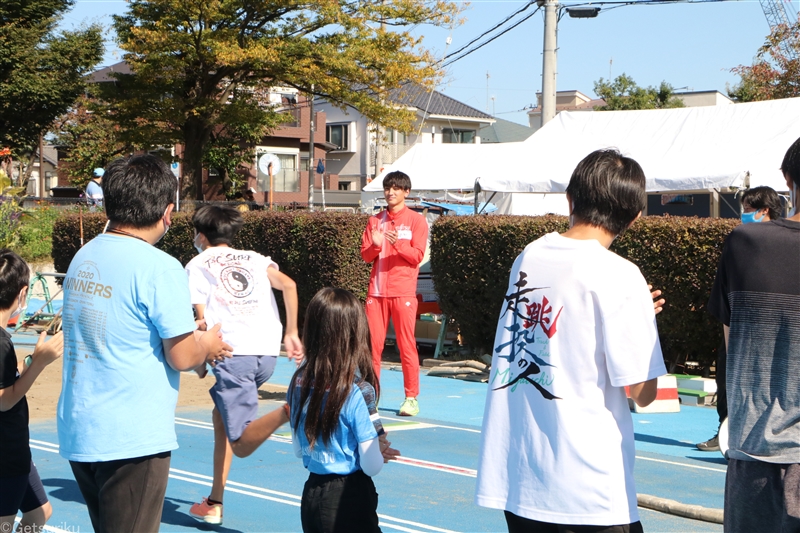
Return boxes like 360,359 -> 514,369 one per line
157,209 -> 171,242
740,211 -> 765,224
10,302 -> 24,320
790,183 -> 799,217
10,289 -> 26,319
193,233 -> 204,254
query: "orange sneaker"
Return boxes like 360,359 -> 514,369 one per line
190,497 -> 223,525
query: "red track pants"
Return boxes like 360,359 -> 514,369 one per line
365,296 -> 420,398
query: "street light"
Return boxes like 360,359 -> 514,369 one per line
567,7 -> 601,18
538,2 -> 602,128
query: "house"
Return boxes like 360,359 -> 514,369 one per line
527,90 -> 604,131
86,62 -> 339,207
479,117 -> 535,143
315,84 -> 495,190
673,90 -> 734,107
527,89 -> 735,131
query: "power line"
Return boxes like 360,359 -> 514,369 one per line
442,6 -> 542,68
444,1 -> 537,60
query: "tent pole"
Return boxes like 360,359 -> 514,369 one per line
474,179 -> 481,214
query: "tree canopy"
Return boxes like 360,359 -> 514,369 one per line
593,74 -> 684,111
728,21 -> 800,102
0,0 -> 103,154
106,0 -> 460,199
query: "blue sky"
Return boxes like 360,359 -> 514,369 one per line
62,0 -> 798,126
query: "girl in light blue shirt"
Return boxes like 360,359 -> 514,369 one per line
288,288 -> 389,533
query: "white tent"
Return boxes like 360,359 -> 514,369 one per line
365,97 -> 800,200
479,97 -> 799,194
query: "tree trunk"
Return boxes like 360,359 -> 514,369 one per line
182,119 -> 214,201
19,150 -> 37,192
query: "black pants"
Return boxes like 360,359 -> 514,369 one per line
725,459 -> 800,533
70,451 -> 171,533
301,469 -> 381,533
716,341 -> 728,423
504,511 -> 644,533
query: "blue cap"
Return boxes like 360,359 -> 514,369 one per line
93,168 -> 105,177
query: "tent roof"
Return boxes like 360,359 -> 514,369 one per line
365,97 -> 800,194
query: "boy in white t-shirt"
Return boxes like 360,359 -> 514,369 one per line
475,149 -> 667,533
186,205 -> 303,525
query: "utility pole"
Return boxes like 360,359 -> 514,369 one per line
375,8 -> 386,184
539,0 -> 559,128
38,134 -> 45,199
308,85 -> 315,211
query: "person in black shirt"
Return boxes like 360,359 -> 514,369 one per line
707,137 -> 800,531
0,250 -> 63,532
696,185 -> 783,452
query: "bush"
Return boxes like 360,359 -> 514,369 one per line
430,215 -> 738,368
52,210 -> 372,327
13,206 -> 63,263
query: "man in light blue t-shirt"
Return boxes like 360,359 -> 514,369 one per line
58,154 -> 233,532
85,167 -> 104,209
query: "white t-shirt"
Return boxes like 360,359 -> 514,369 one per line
185,248 -> 282,356
475,232 -> 666,526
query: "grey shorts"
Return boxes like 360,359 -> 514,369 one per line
209,355 -> 277,442
725,459 -> 800,533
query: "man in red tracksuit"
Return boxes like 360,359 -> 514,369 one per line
361,171 -> 428,416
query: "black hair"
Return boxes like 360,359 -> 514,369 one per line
383,171 -> 412,191
565,149 -> 646,236
192,205 -> 244,245
0,249 -> 30,311
741,186 -> 783,220
103,154 -> 177,228
289,288 -> 377,448
781,136 -> 800,190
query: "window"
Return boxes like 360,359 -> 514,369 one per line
256,152 -> 300,192
442,129 -> 475,144
327,124 -> 350,151
387,129 -> 407,144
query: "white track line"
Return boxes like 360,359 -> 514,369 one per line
636,455 -> 726,473
380,416 -> 481,434
29,439 -> 459,533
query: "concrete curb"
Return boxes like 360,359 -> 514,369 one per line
638,493 -> 724,524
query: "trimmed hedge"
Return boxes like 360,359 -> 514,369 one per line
430,215 -> 738,368
52,211 -> 372,326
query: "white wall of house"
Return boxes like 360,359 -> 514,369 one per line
316,101 -> 492,188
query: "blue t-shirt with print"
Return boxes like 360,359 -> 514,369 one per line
289,380 -> 380,475
57,234 -> 196,462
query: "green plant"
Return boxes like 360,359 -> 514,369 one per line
0,195 -> 23,248
430,215 -> 737,368
52,210 -> 372,328
14,205 -> 62,262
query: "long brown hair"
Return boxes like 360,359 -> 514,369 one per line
289,288 -> 378,448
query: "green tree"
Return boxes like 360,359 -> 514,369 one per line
0,0 -> 103,166
106,0 -> 460,199
51,94 -> 133,189
593,74 -> 685,111
729,21 -> 800,102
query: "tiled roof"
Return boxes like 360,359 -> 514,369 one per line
89,61 -> 132,83
480,118 -> 535,143
389,84 -> 494,120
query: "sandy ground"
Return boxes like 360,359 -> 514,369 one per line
17,346 -> 289,420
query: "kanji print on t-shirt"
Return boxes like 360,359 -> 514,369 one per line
491,271 -> 562,400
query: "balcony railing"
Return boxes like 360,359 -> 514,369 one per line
257,168 -> 300,192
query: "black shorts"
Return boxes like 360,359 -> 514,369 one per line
301,469 -> 381,533
0,461 -> 49,516
504,512 -> 644,533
